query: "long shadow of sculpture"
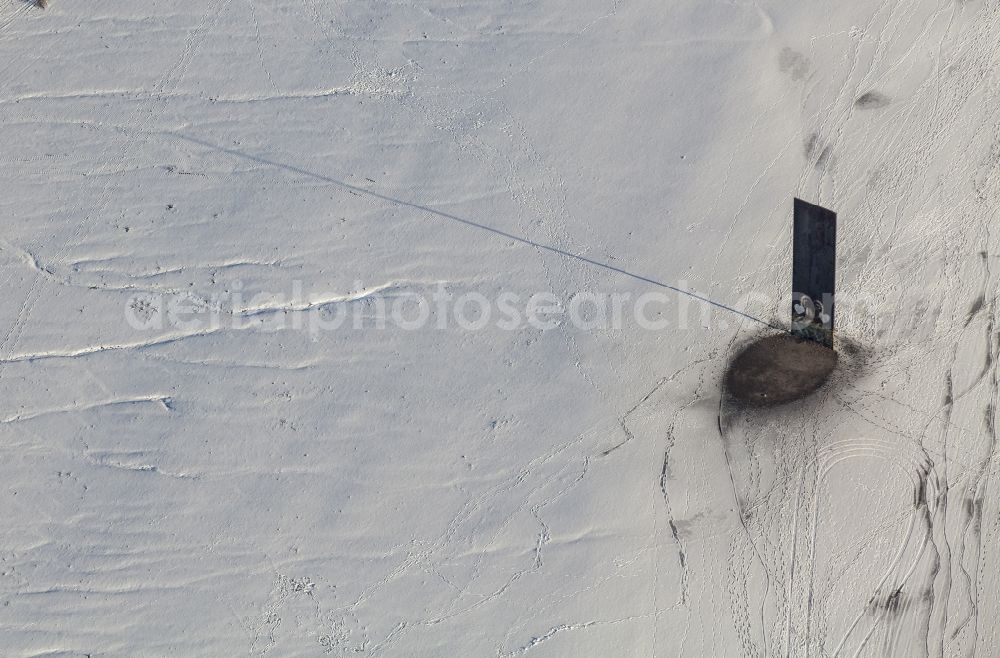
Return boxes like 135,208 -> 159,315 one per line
170,132 -> 782,331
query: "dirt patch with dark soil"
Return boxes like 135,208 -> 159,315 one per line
724,333 -> 838,406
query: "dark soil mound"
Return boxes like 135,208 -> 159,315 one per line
724,333 -> 838,406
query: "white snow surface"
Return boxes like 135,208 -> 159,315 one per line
1,0 -> 1000,656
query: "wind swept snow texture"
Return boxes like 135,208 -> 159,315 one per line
1,1 -> 1000,657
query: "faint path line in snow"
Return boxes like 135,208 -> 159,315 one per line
247,0 -> 280,95
472,0 -> 626,104
344,420 -> 621,655
718,397 -> 771,656
498,615 -> 653,658
172,133 -> 784,332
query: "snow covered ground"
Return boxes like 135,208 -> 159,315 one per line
1,0 -> 1000,656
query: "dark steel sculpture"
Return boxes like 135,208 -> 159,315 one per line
792,198 -> 837,348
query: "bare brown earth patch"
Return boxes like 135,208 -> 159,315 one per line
724,333 -> 838,406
